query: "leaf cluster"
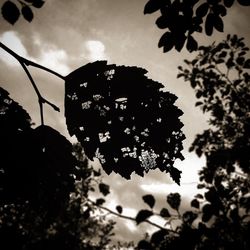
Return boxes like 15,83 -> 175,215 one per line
0,87 -> 115,250
1,0 -> 45,24
144,0 -> 250,53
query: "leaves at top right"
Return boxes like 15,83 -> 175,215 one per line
144,0 -> 250,53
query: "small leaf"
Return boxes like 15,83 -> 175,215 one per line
137,240 -> 152,250
96,198 -> 105,206
168,166 -> 182,185
21,5 -> 33,22
236,57 -> 245,65
196,3 -> 209,17
213,15 -> 224,32
135,209 -> 153,224
191,199 -> 200,209
195,194 -> 204,199
205,13 -> 214,36
160,208 -> 171,218
166,193 -> 181,210
183,211 -> 198,224
224,0 -> 235,8
155,15 -> 169,29
195,101 -> 203,107
150,229 -> 168,244
1,0 -> 20,25
99,183 -> 110,196
32,0 -> 45,8
158,32 -> 173,50
202,204 -> 213,222
144,0 -> 168,14
142,194 -> 155,209
186,35 -> 198,52
237,0 -> 250,6
243,59 -> 250,69
116,205 -> 123,214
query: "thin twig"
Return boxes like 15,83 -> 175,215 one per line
87,198 -> 179,234
0,42 -> 61,125
0,42 -> 65,80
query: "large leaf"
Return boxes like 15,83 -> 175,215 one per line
65,61 -> 185,181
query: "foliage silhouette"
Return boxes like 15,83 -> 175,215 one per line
135,34 -> 250,250
144,0 -> 250,53
1,0 -> 45,24
0,87 -> 115,249
65,61 -> 185,182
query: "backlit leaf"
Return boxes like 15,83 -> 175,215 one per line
1,1 -> 20,24
142,194 -> 155,209
21,5 -> 33,22
135,209 -> 153,224
65,61 -> 185,182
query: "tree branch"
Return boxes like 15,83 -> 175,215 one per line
87,198 -> 179,233
0,42 -> 61,125
0,42 -> 65,80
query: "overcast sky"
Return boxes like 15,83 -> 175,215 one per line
0,0 -> 250,244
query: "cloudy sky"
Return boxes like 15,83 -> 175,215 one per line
0,0 -> 250,244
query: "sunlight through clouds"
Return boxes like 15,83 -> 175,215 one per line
0,31 -> 70,75
0,31 -> 28,65
85,40 -> 108,61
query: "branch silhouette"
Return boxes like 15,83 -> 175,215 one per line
0,42 -> 63,125
87,198 -> 179,234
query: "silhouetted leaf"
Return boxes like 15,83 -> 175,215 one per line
99,183 -> 110,196
237,0 -> 250,6
65,61 -> 185,182
205,13 -> 214,36
195,194 -> 204,199
202,204 -> 213,222
224,0 -> 235,8
21,5 -> 33,22
168,166 -> 182,185
160,208 -> 171,218
191,199 -> 200,209
137,240 -> 153,250
186,35 -> 198,52
142,194 -> 155,209
195,101 -> 203,107
213,15 -> 224,32
196,3 -> 209,17
1,1 -> 20,24
174,33 -> 187,52
116,205 -> 123,214
159,32 -> 174,52
183,211 -> 198,224
167,193 -> 181,210
96,198 -> 105,206
144,0 -> 169,14
150,229 -> 168,244
213,4 -> 227,16
243,59 -> 250,68
135,210 -> 153,224
236,57 -> 245,65
156,15 -> 169,29
32,0 -> 45,8
204,188 -> 217,203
